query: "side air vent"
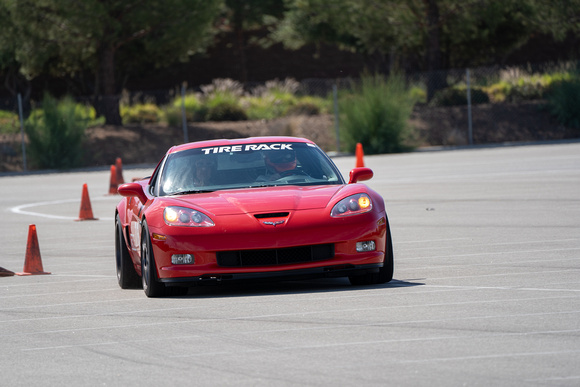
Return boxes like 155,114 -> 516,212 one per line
254,212 -> 290,219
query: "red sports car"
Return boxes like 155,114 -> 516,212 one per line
115,136 -> 393,297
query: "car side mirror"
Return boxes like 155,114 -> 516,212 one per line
118,182 -> 148,204
348,167 -> 373,184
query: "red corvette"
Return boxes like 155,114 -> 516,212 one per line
115,136 -> 393,297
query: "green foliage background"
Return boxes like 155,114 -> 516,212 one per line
547,76 -> 580,129
339,73 -> 416,154
25,95 -> 88,169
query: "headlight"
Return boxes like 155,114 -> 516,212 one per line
331,193 -> 373,217
164,206 -> 214,227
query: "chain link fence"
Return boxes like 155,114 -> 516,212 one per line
2,61 -> 578,171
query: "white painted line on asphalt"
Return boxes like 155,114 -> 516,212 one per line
396,257 -> 580,271
396,237 -> 472,244
49,274 -> 112,278
427,268 -> 580,280
400,247 -> 580,261
9,197 -> 114,221
395,349 -> 580,364
11,198 -> 78,220
402,238 -> 580,250
0,288 -> 126,300
0,297 -> 146,315
526,375 -> 580,382
20,328 -> 580,353
0,277 -> 114,288
425,284 -> 580,293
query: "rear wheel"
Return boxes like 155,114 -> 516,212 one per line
115,215 -> 140,289
349,224 -> 394,286
141,220 -> 168,297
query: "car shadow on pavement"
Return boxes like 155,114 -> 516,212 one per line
170,278 -> 425,299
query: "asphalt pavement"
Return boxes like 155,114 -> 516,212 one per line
1,141 -> 579,386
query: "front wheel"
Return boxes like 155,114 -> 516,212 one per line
141,220 -> 168,297
115,215 -> 140,289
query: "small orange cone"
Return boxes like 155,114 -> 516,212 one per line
0,267 -> 15,277
115,157 -> 125,185
16,225 -> 50,276
76,183 -> 98,221
108,165 -> 118,195
355,143 -> 365,167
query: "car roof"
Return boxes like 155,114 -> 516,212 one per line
167,136 -> 315,155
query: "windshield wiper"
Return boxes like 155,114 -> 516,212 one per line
171,189 -> 214,196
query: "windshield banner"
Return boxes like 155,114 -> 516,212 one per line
201,143 -> 293,154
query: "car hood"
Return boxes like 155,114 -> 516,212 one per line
168,185 -> 345,215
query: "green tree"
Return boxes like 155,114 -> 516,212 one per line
0,0 -> 222,125
273,0 -> 544,99
526,0 -> 580,40
0,3 -> 31,100
222,0 -> 287,82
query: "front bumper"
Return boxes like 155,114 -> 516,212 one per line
149,208 -> 387,280
159,263 -> 383,287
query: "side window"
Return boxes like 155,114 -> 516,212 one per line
149,158 -> 165,196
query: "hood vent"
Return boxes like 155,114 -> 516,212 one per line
254,212 -> 289,219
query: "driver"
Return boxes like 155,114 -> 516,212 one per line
259,149 -> 301,181
192,157 -> 217,187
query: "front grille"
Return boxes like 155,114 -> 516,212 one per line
217,244 -> 334,267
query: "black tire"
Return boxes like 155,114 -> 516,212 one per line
377,227 -> 394,284
349,223 -> 394,286
115,215 -> 141,289
141,220 -> 167,298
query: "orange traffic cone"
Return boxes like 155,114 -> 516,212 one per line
355,143 -> 365,167
115,157 -> 125,185
16,225 -> 50,276
108,165 -> 118,195
76,183 -> 98,221
0,267 -> 15,277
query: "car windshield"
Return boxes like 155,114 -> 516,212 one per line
157,141 -> 343,196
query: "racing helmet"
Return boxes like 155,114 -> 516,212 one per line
265,149 -> 296,173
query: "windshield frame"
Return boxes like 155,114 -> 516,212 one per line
153,141 -> 345,197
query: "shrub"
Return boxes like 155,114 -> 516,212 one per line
200,80 -> 246,121
252,78 -> 300,96
242,95 -> 279,120
429,86 -> 489,106
284,101 -> 320,116
164,93 -> 205,126
121,103 -> 164,124
242,78 -> 305,120
164,107 -> 182,127
243,91 -> 298,120
206,102 -> 248,121
200,78 -> 244,97
25,94 -> 87,169
506,77 -> 546,101
485,81 -> 511,103
547,76 -> 580,128
284,96 -> 330,116
339,73 -> 416,154
0,110 -> 19,134
409,86 -> 427,104
487,71 -> 573,103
